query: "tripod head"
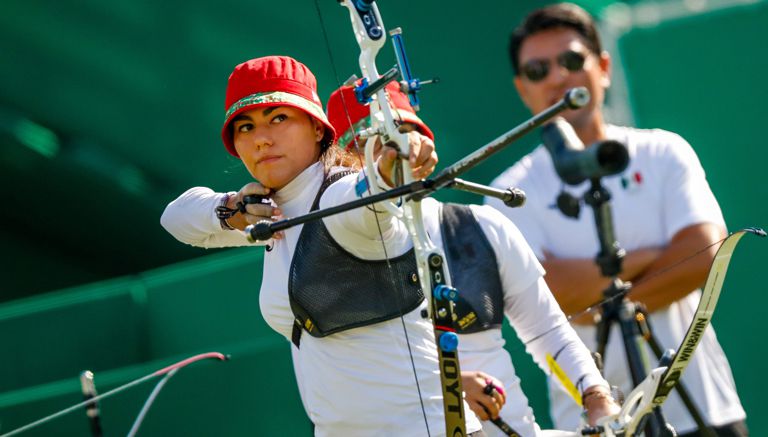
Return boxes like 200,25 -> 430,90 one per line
541,118 -> 629,186
540,118 -> 630,278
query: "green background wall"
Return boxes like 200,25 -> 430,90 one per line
1,0 -> 766,435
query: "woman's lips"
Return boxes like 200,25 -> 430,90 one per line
257,155 -> 282,164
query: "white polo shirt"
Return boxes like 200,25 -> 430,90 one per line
486,125 -> 745,434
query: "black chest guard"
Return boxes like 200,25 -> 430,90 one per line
288,175 -> 504,346
288,171 -> 424,347
440,203 -> 505,334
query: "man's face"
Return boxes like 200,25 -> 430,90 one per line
514,27 -> 611,129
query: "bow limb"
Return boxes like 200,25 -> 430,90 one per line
647,228 -> 764,408
581,227 -> 764,437
339,0 -> 409,216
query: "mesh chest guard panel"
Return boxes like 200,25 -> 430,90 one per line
288,171 -> 424,345
440,203 -> 505,334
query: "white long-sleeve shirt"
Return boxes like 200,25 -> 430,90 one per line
162,162 -> 482,436
162,162 -> 605,436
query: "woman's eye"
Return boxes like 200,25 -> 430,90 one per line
236,123 -> 253,133
272,114 -> 288,123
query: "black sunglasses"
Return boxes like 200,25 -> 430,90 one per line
520,50 -> 588,82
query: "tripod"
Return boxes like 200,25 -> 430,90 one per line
579,177 -> 714,437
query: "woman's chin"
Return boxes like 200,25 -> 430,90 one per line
258,175 -> 289,191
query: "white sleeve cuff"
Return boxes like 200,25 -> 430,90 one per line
580,375 -> 611,394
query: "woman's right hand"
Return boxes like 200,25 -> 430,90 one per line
461,371 -> 506,421
224,182 -> 282,236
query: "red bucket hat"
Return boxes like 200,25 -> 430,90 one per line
221,56 -> 336,157
326,80 -> 434,150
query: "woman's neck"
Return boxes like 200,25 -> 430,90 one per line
272,161 -> 324,205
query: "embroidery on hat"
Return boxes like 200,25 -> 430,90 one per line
225,91 -> 327,124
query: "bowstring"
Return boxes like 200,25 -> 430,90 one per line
311,1 -> 431,433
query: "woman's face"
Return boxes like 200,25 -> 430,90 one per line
232,106 -> 324,190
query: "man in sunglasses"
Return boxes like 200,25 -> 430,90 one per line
485,3 -> 748,437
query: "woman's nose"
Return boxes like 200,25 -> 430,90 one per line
235,127 -> 272,157
249,126 -> 273,150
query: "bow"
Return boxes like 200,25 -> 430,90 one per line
1,352 -> 228,437
605,227 -> 764,436
527,228 -> 766,437
333,1 -> 467,434
310,1 -> 583,434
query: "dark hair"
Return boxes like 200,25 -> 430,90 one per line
508,3 -> 603,75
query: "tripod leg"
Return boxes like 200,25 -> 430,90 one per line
640,312 -> 716,437
653,407 -> 679,436
619,302 -> 651,387
617,300 -> 675,437
595,313 -> 611,369
596,281 -> 675,436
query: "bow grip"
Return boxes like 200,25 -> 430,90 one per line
243,194 -> 271,206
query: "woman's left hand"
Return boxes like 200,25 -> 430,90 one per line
583,385 -> 621,427
377,131 -> 438,185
